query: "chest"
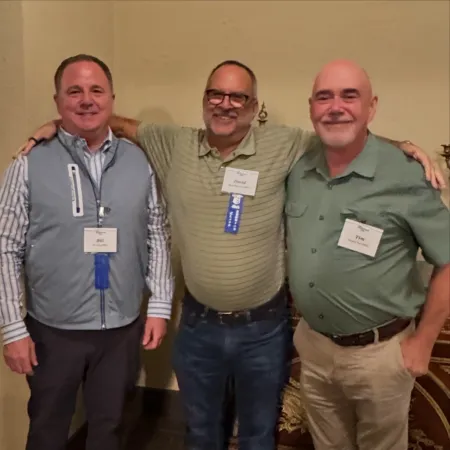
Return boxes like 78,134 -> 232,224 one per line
166,144 -> 289,218
285,171 -> 411,252
27,152 -> 150,226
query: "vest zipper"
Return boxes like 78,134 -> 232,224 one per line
97,159 -> 115,330
73,154 -> 115,331
59,135 -> 117,331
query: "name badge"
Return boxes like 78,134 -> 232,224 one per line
84,228 -> 117,253
221,167 -> 259,197
224,194 -> 244,234
337,219 -> 383,257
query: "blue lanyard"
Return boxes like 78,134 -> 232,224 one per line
94,253 -> 110,290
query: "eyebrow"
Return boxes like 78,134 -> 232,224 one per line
314,88 -> 361,97
342,88 -> 360,96
66,84 -> 105,91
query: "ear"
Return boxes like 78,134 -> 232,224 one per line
252,99 -> 259,115
53,93 -> 61,115
368,95 -> 378,123
308,97 -> 313,119
248,99 -> 259,121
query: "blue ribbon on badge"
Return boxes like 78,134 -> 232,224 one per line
94,253 -> 110,290
224,194 -> 244,234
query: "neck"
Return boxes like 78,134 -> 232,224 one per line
325,131 -> 368,177
62,124 -> 109,153
206,127 -> 249,159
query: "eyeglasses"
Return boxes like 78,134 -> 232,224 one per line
205,89 -> 250,108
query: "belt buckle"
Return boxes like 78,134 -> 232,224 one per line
218,311 -> 234,318
218,310 -> 234,324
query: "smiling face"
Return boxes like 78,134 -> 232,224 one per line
202,64 -> 258,141
54,60 -> 114,140
309,60 -> 378,148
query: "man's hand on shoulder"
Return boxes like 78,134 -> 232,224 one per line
3,336 -> 38,375
399,141 -> 446,190
15,119 -> 60,158
142,317 -> 167,350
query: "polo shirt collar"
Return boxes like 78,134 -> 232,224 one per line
199,126 -> 256,158
302,132 -> 379,180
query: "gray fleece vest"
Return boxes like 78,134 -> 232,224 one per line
24,130 -> 151,330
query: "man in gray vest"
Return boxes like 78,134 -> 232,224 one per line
0,54 -> 174,450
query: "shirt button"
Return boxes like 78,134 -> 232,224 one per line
311,248 -> 317,253
319,215 -> 324,220
319,314 -> 324,319
328,183 -> 333,190
309,282 -> 315,288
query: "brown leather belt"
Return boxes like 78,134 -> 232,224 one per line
322,318 -> 411,347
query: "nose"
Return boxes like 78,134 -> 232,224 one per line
330,96 -> 344,112
220,95 -> 233,109
80,92 -> 94,106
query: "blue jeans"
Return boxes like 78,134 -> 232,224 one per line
172,293 -> 291,450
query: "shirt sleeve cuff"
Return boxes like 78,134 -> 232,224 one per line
147,299 -> 173,320
1,320 -> 29,345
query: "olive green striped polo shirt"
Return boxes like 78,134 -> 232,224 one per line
137,123 -> 314,311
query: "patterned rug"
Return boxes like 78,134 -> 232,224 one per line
229,318 -> 450,450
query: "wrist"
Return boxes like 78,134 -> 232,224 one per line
411,330 -> 436,350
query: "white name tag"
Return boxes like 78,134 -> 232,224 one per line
221,167 -> 259,197
337,219 -> 383,257
84,228 -> 117,253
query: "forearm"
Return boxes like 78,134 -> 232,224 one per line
414,264 -> 450,347
109,114 -> 141,145
0,253 -> 28,345
0,231 -> 29,345
145,239 -> 175,319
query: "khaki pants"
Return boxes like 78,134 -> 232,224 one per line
294,318 -> 416,450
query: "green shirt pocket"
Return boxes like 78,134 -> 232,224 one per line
285,201 -> 308,218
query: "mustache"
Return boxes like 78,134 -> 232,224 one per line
321,119 -> 353,124
213,109 -> 238,118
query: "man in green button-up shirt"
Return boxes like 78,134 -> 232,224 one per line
286,59 -> 450,450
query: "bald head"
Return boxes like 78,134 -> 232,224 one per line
312,59 -> 373,98
309,59 -> 378,149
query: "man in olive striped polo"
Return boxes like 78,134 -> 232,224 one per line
21,60 -> 443,450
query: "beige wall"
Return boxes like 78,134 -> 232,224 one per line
0,1 -> 114,448
0,0 -> 449,448
0,2 -> 28,449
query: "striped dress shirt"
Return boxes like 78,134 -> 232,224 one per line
0,129 -> 174,345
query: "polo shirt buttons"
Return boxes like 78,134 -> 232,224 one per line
319,215 -> 324,220
327,183 -> 333,190
319,314 -> 324,319
311,248 -> 317,253
309,282 -> 315,288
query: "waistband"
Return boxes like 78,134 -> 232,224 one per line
182,286 -> 287,325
